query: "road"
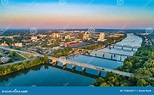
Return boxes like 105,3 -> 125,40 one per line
1,58 -> 35,66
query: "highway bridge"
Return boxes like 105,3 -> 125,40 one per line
108,44 -> 140,51
0,46 -> 132,77
77,49 -> 132,61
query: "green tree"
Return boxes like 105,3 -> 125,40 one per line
137,79 -> 147,86
124,61 -> 132,67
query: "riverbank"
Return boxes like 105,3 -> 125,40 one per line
93,45 -> 154,86
134,33 -> 153,45
0,56 -> 50,77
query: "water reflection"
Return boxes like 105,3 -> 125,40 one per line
0,64 -> 96,86
0,65 -> 43,84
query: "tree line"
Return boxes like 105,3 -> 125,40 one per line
0,56 -> 50,76
93,45 -> 154,86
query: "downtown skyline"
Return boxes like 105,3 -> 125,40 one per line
0,0 -> 154,29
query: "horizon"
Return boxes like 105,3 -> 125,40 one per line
0,0 -> 154,29
0,28 -> 148,30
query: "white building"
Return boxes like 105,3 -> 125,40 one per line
98,33 -> 106,42
13,43 -> 23,47
31,36 -> 38,42
65,35 -> 71,40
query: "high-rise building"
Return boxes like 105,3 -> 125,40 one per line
98,33 -> 105,42
51,33 -> 60,38
65,35 -> 71,40
83,32 -> 90,40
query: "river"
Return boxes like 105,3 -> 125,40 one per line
0,33 -> 142,86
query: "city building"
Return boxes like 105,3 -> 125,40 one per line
0,36 -> 13,39
78,33 -> 83,39
108,33 -> 124,38
31,36 -> 38,42
83,32 -> 90,40
12,43 -> 23,47
51,33 -> 60,39
65,35 -> 71,40
0,41 -> 8,47
98,33 -> 106,42
38,34 -> 47,38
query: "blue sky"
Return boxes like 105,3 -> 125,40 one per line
8,0 -> 154,8
0,0 -> 154,29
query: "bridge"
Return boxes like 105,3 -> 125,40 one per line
77,49 -> 132,61
47,56 -> 132,77
0,46 -> 132,77
107,44 -> 140,51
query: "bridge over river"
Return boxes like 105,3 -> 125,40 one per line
0,46 -> 132,77
77,49 -> 132,62
107,44 -> 140,51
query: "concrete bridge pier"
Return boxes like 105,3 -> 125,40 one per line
52,60 -> 57,66
119,56 -> 122,61
126,56 -> 128,58
109,45 -> 111,50
98,71 -> 101,76
94,52 -> 97,56
82,67 -> 86,74
87,51 -> 91,55
121,46 -> 123,50
111,54 -> 113,59
62,62 -> 67,69
114,54 -> 116,57
72,64 -> 76,71
112,45 -> 115,48
131,47 -> 134,51
102,53 -> 105,58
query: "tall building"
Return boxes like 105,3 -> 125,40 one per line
83,32 -> 90,40
65,35 -> 71,40
51,33 -> 60,38
98,33 -> 105,42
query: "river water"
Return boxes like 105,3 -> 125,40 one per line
0,33 -> 142,86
